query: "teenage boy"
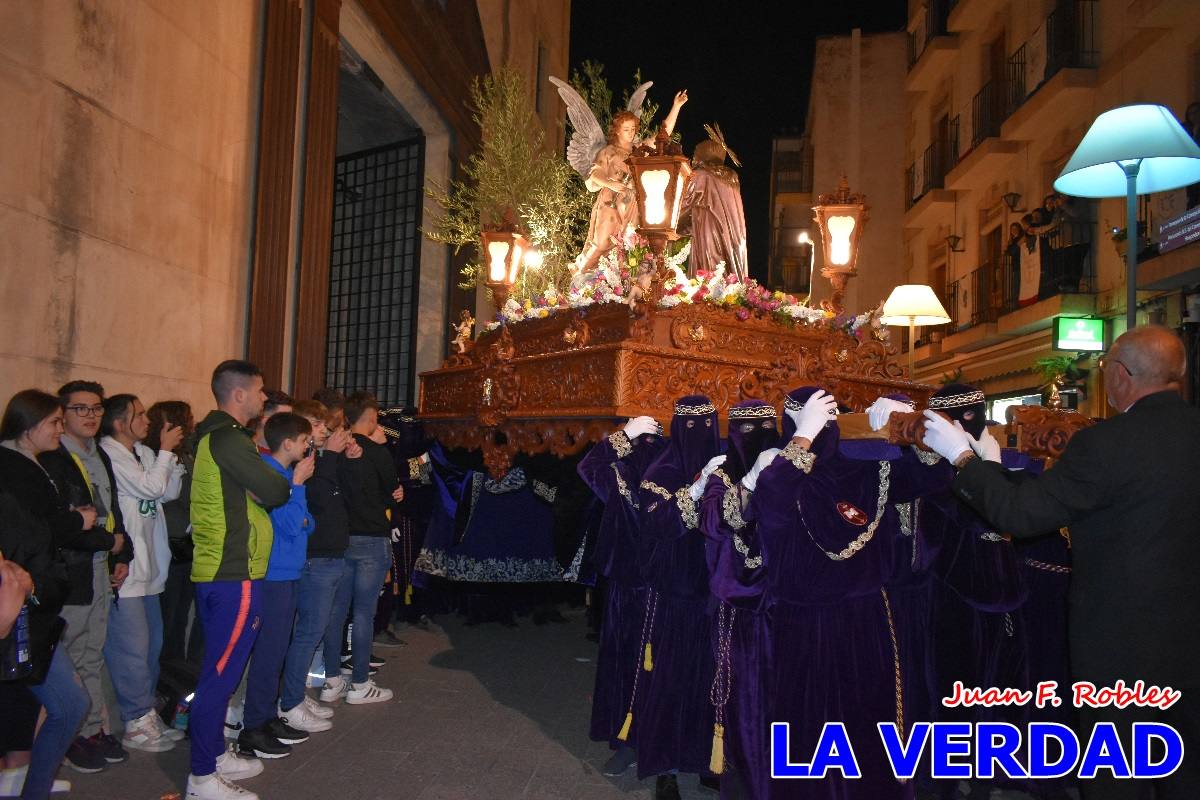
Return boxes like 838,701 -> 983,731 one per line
187,361 -> 291,800
278,401 -> 357,727
238,413 -> 321,760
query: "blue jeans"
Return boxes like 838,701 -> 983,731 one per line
327,536 -> 389,683
25,647 -> 88,799
279,557 -> 346,711
103,593 -> 163,722
242,580 -> 297,730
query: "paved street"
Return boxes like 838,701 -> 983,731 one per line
65,607 -> 710,800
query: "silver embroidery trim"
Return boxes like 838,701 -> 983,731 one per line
914,447 -> 943,465
675,487 -> 699,530
979,531 -> 1005,542
532,480 -> 557,504
613,464 -> 639,509
640,480 -> 672,500
722,484 -> 747,531
733,532 -> 763,569
781,440 -> 816,473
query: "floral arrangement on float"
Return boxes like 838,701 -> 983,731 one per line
481,229 -> 885,340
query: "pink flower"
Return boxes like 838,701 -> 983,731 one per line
735,308 -> 750,321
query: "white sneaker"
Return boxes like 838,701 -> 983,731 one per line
319,675 -> 348,703
215,747 -> 264,781
0,767 -> 69,796
279,702 -> 333,732
122,710 -> 175,752
186,772 -> 259,799
153,709 -> 187,741
345,679 -> 393,705
302,695 -> 334,719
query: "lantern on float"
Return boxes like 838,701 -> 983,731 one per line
812,176 -> 869,314
480,225 -> 529,310
628,126 -> 693,256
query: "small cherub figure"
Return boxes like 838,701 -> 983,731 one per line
451,309 -> 475,353
627,265 -> 655,310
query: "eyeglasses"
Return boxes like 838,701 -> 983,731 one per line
66,405 -> 105,418
1098,356 -> 1134,377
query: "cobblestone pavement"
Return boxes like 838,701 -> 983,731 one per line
63,608 -> 710,800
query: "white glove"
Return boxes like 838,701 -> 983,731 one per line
790,390 -> 838,442
740,448 -> 781,492
390,527 -> 402,543
970,426 -> 1002,463
866,397 -> 912,432
921,410 -> 973,464
688,455 -> 727,500
622,415 -> 659,441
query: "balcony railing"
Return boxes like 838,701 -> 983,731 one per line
905,131 -> 959,210
1007,0 -> 1098,115
907,0 -> 951,69
949,263 -> 1002,329
970,81 -> 1004,149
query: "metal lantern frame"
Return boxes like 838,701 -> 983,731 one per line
811,176 -> 869,313
480,226 -> 529,310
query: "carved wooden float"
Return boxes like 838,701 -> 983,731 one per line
418,302 -> 933,476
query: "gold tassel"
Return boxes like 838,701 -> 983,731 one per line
404,584 -> 413,606
709,723 -> 725,774
643,642 -> 654,672
617,712 -> 633,742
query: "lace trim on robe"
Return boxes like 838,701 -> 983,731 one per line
613,464 -> 638,509
780,440 -> 816,473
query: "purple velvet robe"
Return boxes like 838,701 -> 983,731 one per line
723,428 -> 933,800
577,431 -> 665,748
630,408 -> 721,779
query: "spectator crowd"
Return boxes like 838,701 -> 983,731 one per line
0,361 -> 413,800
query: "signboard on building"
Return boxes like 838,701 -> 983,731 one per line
1053,316 -> 1105,352
1159,206 -> 1200,256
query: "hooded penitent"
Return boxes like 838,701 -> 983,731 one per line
379,406 -> 429,461
928,383 -> 987,439
779,385 -> 841,460
723,399 -> 778,482
639,394 -> 721,505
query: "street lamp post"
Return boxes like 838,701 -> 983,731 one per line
880,284 -> 952,379
1053,105 -> 1200,331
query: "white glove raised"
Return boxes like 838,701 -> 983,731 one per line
866,397 -> 912,432
740,448 -> 781,492
622,415 -> 659,441
688,454 -> 728,501
921,410 -> 973,464
970,426 -> 1002,463
789,390 -> 838,443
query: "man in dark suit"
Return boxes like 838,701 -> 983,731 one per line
922,324 -> 1200,800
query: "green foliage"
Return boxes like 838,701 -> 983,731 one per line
423,67 -> 589,299
1035,355 -> 1088,387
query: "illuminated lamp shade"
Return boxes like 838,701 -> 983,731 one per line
1054,104 -> 1200,330
487,240 -> 510,282
628,126 -> 693,248
879,284 -> 951,377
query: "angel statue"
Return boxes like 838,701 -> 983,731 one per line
450,309 -> 474,354
678,123 -> 748,280
550,76 -> 688,276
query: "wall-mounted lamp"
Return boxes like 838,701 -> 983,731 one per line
1002,191 -> 1022,211
944,234 -> 965,253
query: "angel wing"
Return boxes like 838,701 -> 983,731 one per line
549,76 -> 605,177
625,81 -> 654,116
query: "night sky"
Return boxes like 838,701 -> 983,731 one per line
569,0 -> 908,280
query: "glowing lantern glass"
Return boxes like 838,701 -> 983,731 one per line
480,227 -> 529,310
812,177 -> 869,274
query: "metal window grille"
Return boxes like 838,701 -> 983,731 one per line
325,137 -> 425,406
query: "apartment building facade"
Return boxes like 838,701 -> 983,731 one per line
898,0 -> 1200,418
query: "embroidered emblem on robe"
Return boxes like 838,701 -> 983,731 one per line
836,502 -> 868,526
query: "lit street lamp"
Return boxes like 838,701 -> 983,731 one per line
481,225 -> 529,311
1054,104 -> 1200,331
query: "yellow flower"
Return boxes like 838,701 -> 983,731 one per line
538,309 -> 549,318
773,290 -> 785,300
724,294 -> 738,305
523,299 -> 533,310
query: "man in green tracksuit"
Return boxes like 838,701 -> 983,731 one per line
186,360 -> 291,800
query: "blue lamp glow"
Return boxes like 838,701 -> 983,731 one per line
1054,104 -> 1200,329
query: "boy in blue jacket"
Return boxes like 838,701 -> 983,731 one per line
238,413 -> 321,761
